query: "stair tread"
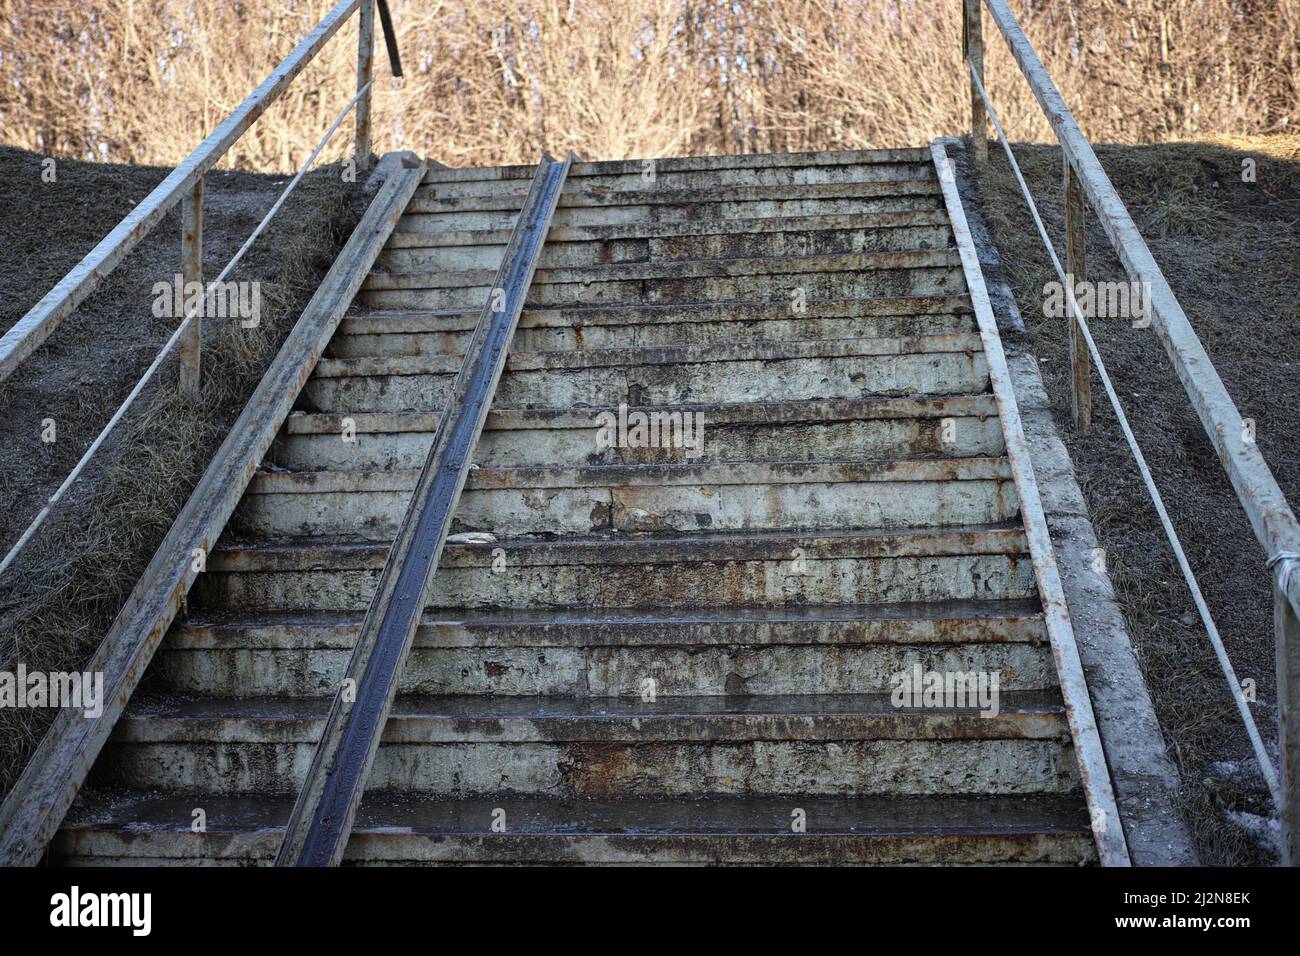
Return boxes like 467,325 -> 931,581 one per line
210,522 -> 1029,570
121,690 -> 1064,722
284,395 -> 999,434
176,598 -> 1044,632
249,457 -> 1015,492
418,147 -> 935,182
343,294 -> 974,329
63,790 -> 1088,837
387,209 -> 952,247
309,332 -> 987,378
365,248 -> 960,288
408,178 -> 942,214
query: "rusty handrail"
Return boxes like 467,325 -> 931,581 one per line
965,0 -> 1300,865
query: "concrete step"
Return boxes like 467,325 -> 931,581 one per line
94,693 -> 1076,797
192,525 -> 1036,612
56,790 -> 1094,865
397,192 -> 943,235
153,601 -> 1052,698
327,296 -> 974,356
385,207 -> 950,255
302,335 -> 989,413
419,147 -> 935,183
235,457 -> 1019,538
271,395 -> 1004,471
378,218 -> 951,272
417,159 -> 936,198
360,250 -> 964,310
407,179 -> 941,215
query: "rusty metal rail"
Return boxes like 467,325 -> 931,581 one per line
276,152 -> 573,867
965,0 -> 1300,864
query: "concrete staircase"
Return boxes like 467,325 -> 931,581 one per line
55,147 -> 1098,865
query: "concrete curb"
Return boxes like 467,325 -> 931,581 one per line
1004,342 -> 1199,865
944,135 -> 1196,863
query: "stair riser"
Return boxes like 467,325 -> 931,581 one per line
235,477 -> 1018,538
193,553 -> 1037,612
150,642 -> 1056,697
302,352 -> 988,412
424,149 -> 932,181
375,225 -> 952,271
412,181 -> 939,213
395,196 -> 943,235
359,266 -> 964,310
95,737 -> 1076,797
54,831 -> 1095,867
270,415 -> 1005,470
327,312 -> 975,357
417,162 -> 937,198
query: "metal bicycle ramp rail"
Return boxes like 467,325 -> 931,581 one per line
38,145 -> 1127,866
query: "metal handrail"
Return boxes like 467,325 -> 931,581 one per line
0,0 -> 402,577
964,0 -> 1300,864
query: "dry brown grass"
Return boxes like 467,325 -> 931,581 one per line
0,153 -> 365,800
2,1 -> 1297,170
969,133 -> 1300,864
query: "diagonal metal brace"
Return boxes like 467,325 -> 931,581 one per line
276,152 -> 572,867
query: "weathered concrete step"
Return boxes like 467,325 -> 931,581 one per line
155,601 -> 1051,697
236,458 -> 1019,538
386,208 -> 951,250
329,296 -> 975,356
360,250 -> 964,310
416,161 -> 936,199
367,249 -> 960,289
95,693 -> 1075,796
420,147 -> 935,183
56,791 -> 1095,865
399,193 -> 942,235
303,335 -> 990,412
272,395 -> 1004,470
193,525 -> 1037,612
328,309 -> 975,357
343,294 -> 972,333
407,179 -> 941,215
115,692 -> 1067,741
381,220 -> 950,272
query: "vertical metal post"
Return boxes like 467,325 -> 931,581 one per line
355,0 -> 375,170
178,177 -> 203,400
963,0 -> 988,164
1064,160 -> 1091,432
1278,584 -> 1300,865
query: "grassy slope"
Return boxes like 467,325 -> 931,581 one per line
0,148 -> 368,798
972,136 -> 1300,865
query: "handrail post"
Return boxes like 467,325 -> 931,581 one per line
1278,583 -> 1300,864
355,0 -> 375,170
1064,161 -> 1091,432
178,177 -> 203,399
963,0 -> 988,164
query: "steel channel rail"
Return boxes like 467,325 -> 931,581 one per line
276,152 -> 573,867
